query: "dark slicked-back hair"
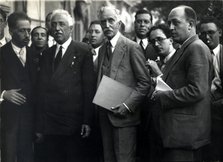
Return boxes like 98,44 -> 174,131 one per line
183,5 -> 197,24
148,23 -> 172,40
0,8 -> 7,21
8,12 -> 31,30
198,16 -> 222,30
89,20 -> 101,27
135,9 -> 153,23
31,26 -> 49,38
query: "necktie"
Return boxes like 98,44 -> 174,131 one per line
106,41 -> 112,60
140,40 -> 144,51
54,46 -> 63,70
19,48 -> 26,66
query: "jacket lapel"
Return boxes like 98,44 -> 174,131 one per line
162,35 -> 198,81
110,35 -> 126,79
51,41 -> 76,80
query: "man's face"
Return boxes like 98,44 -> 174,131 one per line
199,22 -> 221,50
32,28 -> 48,48
45,13 -> 52,32
0,13 -> 6,36
134,13 -> 152,39
168,8 -> 191,44
11,19 -> 31,48
51,14 -> 72,44
89,24 -> 104,48
149,29 -> 172,57
100,8 -> 120,40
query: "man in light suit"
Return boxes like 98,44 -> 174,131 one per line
198,16 -> 223,162
0,12 -> 38,162
97,6 -> 152,162
36,9 -> 95,162
152,5 -> 212,161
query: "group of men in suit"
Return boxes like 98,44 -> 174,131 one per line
0,4 -> 222,162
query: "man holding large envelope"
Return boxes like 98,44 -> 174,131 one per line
94,6 -> 152,162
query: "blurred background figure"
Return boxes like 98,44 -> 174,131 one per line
133,9 -> 157,60
88,20 -> 105,69
198,16 -> 223,162
31,26 -> 48,55
45,12 -> 56,47
0,8 -> 9,47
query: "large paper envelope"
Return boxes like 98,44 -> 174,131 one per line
93,75 -> 133,111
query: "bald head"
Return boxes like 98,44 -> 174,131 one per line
168,5 -> 197,44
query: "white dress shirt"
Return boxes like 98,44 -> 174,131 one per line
55,37 -> 72,58
211,44 -> 221,92
136,37 -> 148,50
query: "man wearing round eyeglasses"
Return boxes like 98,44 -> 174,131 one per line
198,16 -> 223,162
147,24 -> 176,77
142,24 -> 176,162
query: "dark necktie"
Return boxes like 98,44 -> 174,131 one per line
106,41 -> 112,60
140,40 -> 144,51
54,46 -> 63,70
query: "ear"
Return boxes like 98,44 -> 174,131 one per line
69,25 -> 73,31
188,20 -> 194,31
219,28 -> 222,37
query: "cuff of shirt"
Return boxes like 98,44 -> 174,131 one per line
123,103 -> 132,113
0,90 -> 6,102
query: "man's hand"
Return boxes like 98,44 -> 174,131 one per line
111,104 -> 129,117
146,60 -> 162,77
151,90 -> 162,101
3,89 -> 26,105
81,124 -> 91,138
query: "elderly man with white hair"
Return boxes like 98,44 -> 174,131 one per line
36,9 -> 95,162
96,6 -> 152,162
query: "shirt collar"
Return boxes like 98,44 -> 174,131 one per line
164,49 -> 176,64
212,44 -> 220,56
0,37 -> 6,46
109,31 -> 121,48
11,42 -> 26,55
56,37 -> 72,56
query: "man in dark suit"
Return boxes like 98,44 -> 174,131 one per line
152,5 -> 212,161
134,9 -> 157,60
36,9 -> 95,162
198,16 -> 223,162
0,12 -> 38,162
97,6 -> 152,162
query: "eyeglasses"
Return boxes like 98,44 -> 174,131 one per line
199,30 -> 218,37
150,37 -> 168,45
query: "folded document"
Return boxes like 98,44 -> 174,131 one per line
93,75 -> 133,111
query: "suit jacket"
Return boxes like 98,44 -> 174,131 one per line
0,41 -> 38,131
159,35 -> 212,149
133,37 -> 158,61
37,40 -> 95,135
97,34 -> 152,127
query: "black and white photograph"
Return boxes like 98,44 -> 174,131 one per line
0,0 -> 222,162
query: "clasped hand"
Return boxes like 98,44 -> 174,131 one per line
3,89 -> 26,105
111,104 -> 129,117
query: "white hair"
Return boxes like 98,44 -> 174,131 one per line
51,9 -> 74,26
98,6 -> 121,22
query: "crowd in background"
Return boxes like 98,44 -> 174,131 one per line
0,2 -> 222,162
